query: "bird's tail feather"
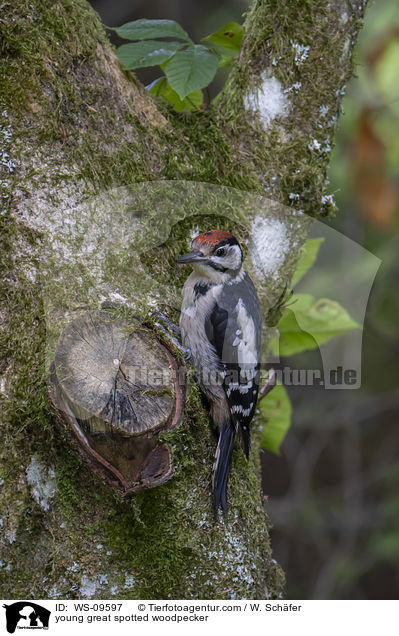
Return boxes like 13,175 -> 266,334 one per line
237,421 -> 251,460
212,421 -> 235,515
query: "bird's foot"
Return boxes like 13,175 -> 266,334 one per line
149,311 -> 191,360
150,311 -> 180,334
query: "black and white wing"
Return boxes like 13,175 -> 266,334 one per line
205,272 -> 262,458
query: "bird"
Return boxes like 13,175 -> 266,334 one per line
177,230 -> 261,514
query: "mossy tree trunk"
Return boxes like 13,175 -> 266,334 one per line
0,0 -> 366,599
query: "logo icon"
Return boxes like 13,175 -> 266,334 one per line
3,602 -> 50,634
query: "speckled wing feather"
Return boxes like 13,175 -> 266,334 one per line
205,272 -> 262,458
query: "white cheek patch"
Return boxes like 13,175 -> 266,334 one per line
210,244 -> 242,274
225,244 -> 242,269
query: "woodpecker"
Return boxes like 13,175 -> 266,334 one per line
177,230 -> 261,514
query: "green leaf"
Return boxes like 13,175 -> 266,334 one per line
272,294 -> 361,357
114,19 -> 192,43
202,22 -> 243,51
148,77 -> 203,111
164,45 -> 219,100
117,41 -> 183,70
291,238 -> 324,287
218,54 -> 235,68
260,382 -> 292,455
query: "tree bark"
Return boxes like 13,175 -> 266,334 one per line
0,0 -> 366,599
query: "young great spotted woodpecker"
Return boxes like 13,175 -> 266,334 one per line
177,230 -> 261,514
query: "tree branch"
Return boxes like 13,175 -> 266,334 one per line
217,0 -> 368,215
0,0 -> 367,599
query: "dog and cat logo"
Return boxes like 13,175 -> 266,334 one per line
2,602 -> 50,633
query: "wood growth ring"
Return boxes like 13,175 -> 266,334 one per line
49,310 -> 185,494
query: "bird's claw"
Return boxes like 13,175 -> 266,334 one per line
150,310 -> 180,335
149,311 -> 191,360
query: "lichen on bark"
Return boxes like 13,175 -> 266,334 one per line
0,0 -> 367,599
217,0 -> 367,215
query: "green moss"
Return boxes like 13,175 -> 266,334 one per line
0,0 -> 364,601
0,0 -> 105,129
216,0 -> 366,217
1,0 -> 363,210
99,392 -> 283,599
0,204 -> 283,598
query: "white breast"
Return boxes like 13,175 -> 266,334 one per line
179,273 -> 222,381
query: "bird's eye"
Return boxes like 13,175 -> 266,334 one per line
215,247 -> 225,257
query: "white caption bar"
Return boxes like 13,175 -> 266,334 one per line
1,599 -> 397,636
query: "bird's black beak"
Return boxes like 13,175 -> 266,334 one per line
177,250 -> 205,264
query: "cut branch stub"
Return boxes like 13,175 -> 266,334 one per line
50,310 -> 185,494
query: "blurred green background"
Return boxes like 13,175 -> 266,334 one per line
89,0 -> 399,599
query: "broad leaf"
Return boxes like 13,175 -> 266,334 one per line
218,53 -> 236,68
202,22 -> 243,51
291,237 -> 324,287
148,77 -> 203,111
272,294 -> 361,356
260,382 -> 292,455
115,19 -> 192,43
164,45 -> 219,100
117,41 -> 182,69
